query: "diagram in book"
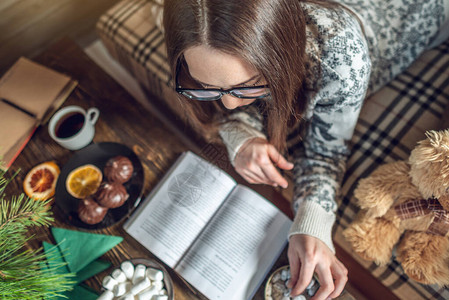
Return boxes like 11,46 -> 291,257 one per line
168,172 -> 202,207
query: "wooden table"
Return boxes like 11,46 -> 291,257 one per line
3,38 -> 294,299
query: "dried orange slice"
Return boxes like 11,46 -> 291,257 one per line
66,164 -> 102,199
23,161 -> 60,201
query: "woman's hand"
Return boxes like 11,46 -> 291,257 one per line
234,137 -> 294,188
287,234 -> 348,300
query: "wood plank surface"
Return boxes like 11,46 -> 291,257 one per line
0,0 -> 120,75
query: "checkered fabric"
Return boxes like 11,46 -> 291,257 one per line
96,0 -> 176,113
96,1 -> 449,299
394,198 -> 449,236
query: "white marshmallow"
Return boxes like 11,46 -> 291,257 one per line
146,268 -> 163,281
113,282 -> 128,297
152,280 -> 163,291
121,261 -> 135,280
137,285 -> 158,300
112,269 -> 127,283
307,284 -> 319,297
159,289 -> 167,295
281,269 -> 288,281
151,295 -> 168,300
132,264 -> 147,285
102,275 -> 118,291
97,290 -> 114,300
306,278 -> 316,290
118,293 -> 135,300
131,277 -> 152,295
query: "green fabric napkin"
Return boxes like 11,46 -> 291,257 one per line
43,241 -> 111,284
43,241 -> 70,275
75,259 -> 111,284
41,227 -> 123,299
51,227 -> 123,273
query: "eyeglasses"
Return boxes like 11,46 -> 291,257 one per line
175,60 -> 271,101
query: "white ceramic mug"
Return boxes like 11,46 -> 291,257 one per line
48,105 -> 100,150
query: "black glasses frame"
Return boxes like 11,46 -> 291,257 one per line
175,60 -> 270,101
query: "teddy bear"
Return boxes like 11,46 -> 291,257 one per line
343,129 -> 449,286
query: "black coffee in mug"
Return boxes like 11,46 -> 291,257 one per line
55,112 -> 85,138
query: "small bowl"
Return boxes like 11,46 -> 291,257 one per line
104,258 -> 174,299
265,265 -> 320,300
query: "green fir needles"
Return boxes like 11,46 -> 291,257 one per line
0,169 -> 74,299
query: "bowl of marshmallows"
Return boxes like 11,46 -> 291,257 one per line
97,258 -> 173,300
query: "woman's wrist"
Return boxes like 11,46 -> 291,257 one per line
219,121 -> 266,165
289,200 -> 336,253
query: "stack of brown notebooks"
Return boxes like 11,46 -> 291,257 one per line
0,57 -> 77,170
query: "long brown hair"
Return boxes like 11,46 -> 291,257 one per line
163,0 -> 350,153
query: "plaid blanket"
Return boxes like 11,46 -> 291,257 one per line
96,1 -> 449,298
334,41 -> 449,299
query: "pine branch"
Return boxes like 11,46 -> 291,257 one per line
0,193 -> 53,230
0,169 -> 75,299
0,247 -> 75,299
0,194 -> 53,253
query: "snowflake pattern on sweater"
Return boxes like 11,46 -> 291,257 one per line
218,0 -> 446,251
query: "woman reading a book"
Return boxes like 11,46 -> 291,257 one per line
162,0 -> 449,298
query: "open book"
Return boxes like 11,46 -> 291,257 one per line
124,151 -> 292,300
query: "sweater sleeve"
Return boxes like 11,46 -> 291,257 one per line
218,105 -> 267,165
288,10 -> 371,252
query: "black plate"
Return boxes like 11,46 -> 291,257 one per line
54,142 -> 144,229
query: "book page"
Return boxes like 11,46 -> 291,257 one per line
124,151 -> 236,268
175,185 -> 292,300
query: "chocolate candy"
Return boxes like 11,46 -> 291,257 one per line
95,182 -> 129,208
104,156 -> 134,183
78,197 -> 108,224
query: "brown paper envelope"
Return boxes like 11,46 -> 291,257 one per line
0,57 -> 72,120
0,101 -> 37,160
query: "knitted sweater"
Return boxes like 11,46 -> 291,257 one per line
218,0 -> 446,252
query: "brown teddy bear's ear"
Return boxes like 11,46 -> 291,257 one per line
409,129 -> 449,199
410,129 -> 449,165
424,129 -> 449,149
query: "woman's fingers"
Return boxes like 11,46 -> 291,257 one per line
237,154 -> 287,187
291,257 -> 315,297
312,265 -> 334,300
241,169 -> 272,185
287,249 -> 300,289
260,161 -> 289,188
234,138 -> 293,187
267,145 -> 294,170
287,235 -> 347,300
328,262 -> 348,299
